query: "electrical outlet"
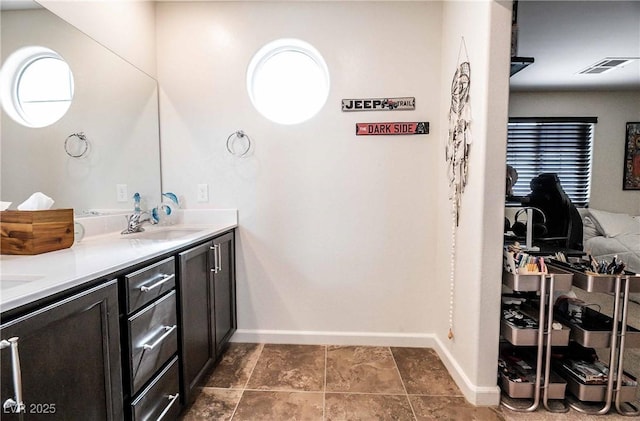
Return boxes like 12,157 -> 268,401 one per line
197,184 -> 209,202
117,184 -> 128,202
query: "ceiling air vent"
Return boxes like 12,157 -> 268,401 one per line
511,57 -> 535,76
579,57 -> 638,75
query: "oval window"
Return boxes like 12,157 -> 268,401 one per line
247,39 -> 330,125
0,46 -> 74,128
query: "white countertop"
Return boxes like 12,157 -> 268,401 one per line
0,209 -> 237,314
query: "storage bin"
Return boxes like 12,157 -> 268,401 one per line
0,209 -> 74,255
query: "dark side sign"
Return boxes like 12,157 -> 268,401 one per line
356,122 -> 429,136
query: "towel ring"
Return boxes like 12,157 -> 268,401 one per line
226,130 -> 251,157
65,132 -> 89,158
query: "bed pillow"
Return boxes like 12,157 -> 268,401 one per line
582,215 -> 601,242
587,209 -> 640,238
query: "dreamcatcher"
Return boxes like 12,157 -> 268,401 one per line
445,39 -> 472,340
446,61 -> 471,224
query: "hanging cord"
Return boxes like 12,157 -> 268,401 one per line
448,211 -> 457,339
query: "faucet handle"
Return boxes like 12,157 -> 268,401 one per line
133,192 -> 142,212
121,212 -> 146,234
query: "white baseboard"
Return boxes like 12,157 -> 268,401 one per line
230,329 -> 501,406
432,336 -> 501,406
231,329 -> 436,347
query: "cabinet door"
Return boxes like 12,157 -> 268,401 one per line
0,281 -> 123,420
213,232 -> 236,354
178,241 -> 215,405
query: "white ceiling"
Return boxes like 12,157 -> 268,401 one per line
511,0 -> 640,91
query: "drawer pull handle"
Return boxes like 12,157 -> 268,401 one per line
143,325 -> 177,350
140,274 -> 175,292
1,337 -> 24,413
157,393 -> 180,421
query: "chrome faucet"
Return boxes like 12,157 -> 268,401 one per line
121,192 -> 156,234
121,211 -> 153,234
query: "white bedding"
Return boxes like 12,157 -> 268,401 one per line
583,209 -> 640,275
585,234 -> 640,275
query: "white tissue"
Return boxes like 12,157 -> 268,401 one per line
17,192 -> 55,210
0,201 -> 11,211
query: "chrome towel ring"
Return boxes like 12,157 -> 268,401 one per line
64,132 -> 89,158
226,130 -> 252,157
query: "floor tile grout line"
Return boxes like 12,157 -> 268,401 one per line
238,388 -> 411,396
227,387 -> 464,398
389,346 -> 419,421
229,343 -> 265,420
242,388 -> 324,393
241,343 -> 265,390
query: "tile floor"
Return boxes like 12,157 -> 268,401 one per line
180,343 -> 637,420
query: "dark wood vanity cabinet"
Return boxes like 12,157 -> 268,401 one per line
0,281 -> 123,420
0,228 -> 236,420
178,231 -> 236,405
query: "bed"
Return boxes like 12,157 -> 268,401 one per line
582,208 -> 640,275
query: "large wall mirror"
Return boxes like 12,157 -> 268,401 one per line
1,0 -> 161,215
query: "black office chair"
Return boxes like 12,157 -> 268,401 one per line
522,173 -> 583,251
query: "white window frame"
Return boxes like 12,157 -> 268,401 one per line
246,38 -> 330,125
0,46 -> 74,128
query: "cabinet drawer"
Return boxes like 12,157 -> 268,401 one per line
129,290 -> 178,394
131,357 -> 180,421
126,257 -> 176,314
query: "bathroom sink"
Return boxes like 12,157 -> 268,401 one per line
0,274 -> 44,290
122,228 -> 203,241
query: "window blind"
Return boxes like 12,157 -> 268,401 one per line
507,117 -> 596,208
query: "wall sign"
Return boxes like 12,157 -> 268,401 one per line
342,97 -> 415,111
356,122 -> 429,136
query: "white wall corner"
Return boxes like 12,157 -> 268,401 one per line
436,0 -> 511,402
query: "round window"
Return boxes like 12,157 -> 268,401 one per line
247,39 -> 330,125
0,46 -> 74,128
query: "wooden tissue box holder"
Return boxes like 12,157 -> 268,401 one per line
0,209 -> 74,255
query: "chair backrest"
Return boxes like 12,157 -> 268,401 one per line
526,173 -> 583,250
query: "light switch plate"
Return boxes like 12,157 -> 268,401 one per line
197,184 -> 209,202
117,184 -> 128,202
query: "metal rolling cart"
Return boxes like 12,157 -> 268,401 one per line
499,267 -> 574,413
548,262 -> 640,417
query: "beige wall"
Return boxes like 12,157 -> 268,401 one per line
509,90 -> 640,215
156,0 -> 510,405
38,0 -> 157,77
157,0 -> 443,338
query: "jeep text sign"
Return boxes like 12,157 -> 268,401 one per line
342,97 -> 415,111
356,122 -> 429,136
